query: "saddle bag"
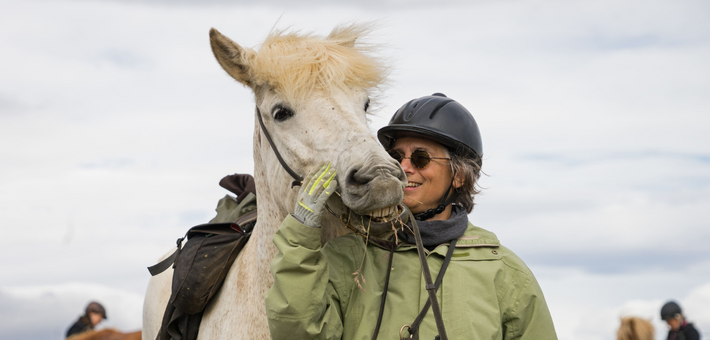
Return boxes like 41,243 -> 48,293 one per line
147,173 -> 258,340
148,210 -> 256,340
172,217 -> 255,314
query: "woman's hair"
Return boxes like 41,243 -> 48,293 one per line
617,317 -> 654,340
447,145 -> 483,213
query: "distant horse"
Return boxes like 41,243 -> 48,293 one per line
67,329 -> 141,340
617,317 -> 654,340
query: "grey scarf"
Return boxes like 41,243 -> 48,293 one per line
398,205 -> 469,250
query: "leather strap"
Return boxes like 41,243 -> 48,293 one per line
236,209 -> 258,227
409,210 -> 449,340
148,247 -> 179,276
407,239 -> 458,340
371,245 -> 396,340
255,107 -> 303,187
147,237 -> 184,276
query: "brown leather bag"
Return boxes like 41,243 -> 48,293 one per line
150,211 -> 256,340
148,173 -> 258,340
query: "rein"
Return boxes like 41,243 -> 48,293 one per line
372,210 -> 453,340
406,210 -> 450,340
404,238 -> 457,340
255,107 -> 303,187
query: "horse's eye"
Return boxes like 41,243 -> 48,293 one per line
364,99 -> 370,112
272,106 -> 294,122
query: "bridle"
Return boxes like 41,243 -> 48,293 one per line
255,107 -> 303,188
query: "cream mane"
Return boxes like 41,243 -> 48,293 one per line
617,317 -> 655,340
242,24 -> 387,103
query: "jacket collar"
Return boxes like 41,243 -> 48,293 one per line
368,222 -> 500,254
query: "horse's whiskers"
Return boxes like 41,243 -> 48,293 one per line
404,194 -> 423,205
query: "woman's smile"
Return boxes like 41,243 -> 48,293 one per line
405,181 -> 422,190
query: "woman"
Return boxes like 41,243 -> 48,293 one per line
265,93 -> 557,339
661,301 -> 701,340
66,301 -> 106,338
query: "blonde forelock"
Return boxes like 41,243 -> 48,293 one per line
248,24 -> 387,103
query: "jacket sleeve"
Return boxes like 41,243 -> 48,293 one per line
685,325 -> 701,340
265,214 -> 345,340
503,271 -> 558,340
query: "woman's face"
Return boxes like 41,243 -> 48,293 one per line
390,136 -> 454,214
666,317 -> 681,331
88,312 -> 103,326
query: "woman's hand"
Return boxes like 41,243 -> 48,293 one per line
293,162 -> 338,228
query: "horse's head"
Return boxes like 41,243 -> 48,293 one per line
617,317 -> 654,340
210,25 -> 406,238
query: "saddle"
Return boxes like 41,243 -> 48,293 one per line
148,174 -> 257,340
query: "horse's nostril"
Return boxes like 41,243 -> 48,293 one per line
347,162 -> 406,188
347,168 -> 369,186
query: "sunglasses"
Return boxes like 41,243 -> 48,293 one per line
387,149 -> 451,169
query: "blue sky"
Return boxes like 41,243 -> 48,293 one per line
1,0 -> 709,339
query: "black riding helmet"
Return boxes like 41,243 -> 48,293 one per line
378,93 -> 482,220
661,301 -> 682,320
377,93 -> 482,159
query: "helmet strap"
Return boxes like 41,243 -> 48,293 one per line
413,170 -> 458,221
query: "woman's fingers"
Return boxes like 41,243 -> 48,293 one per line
301,162 -> 327,194
293,161 -> 337,228
308,162 -> 332,198
316,172 -> 338,206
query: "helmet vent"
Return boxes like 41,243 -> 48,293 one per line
429,99 -> 454,119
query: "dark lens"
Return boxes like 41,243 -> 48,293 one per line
410,150 -> 431,168
388,150 -> 404,163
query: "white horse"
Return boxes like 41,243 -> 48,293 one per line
142,25 -> 406,340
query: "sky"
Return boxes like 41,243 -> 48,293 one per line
0,0 -> 709,339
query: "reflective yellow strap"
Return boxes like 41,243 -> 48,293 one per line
309,163 -> 331,195
322,170 -> 336,189
298,201 -> 314,212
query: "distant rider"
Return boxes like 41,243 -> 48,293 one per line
66,301 -> 106,338
661,301 -> 700,340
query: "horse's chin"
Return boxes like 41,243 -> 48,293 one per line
326,195 -> 408,241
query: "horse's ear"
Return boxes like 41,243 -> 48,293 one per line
210,28 -> 254,87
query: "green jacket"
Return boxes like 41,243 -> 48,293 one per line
266,215 -> 557,340
209,192 -> 256,224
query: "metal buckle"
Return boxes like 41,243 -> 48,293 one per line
400,324 -> 412,340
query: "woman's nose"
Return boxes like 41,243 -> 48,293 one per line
400,158 -> 416,174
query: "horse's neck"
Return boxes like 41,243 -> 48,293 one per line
249,121 -> 349,291
252,169 -> 288,262
249,124 -> 291,292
